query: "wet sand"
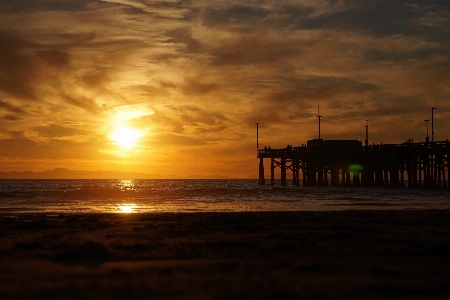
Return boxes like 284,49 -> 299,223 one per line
1,210 -> 450,299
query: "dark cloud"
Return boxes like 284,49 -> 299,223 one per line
0,30 -> 39,100
0,0 -> 92,14
270,76 -> 380,101
208,35 -> 303,67
304,1 -> 450,40
201,4 -> 271,27
0,99 -> 28,115
196,1 -> 450,40
181,78 -> 218,95
143,104 -> 229,135
2,115 -> 22,121
61,95 -> 99,113
167,27 -> 202,53
0,28 -> 100,111
37,50 -> 70,68
243,75 -> 381,126
33,124 -> 86,138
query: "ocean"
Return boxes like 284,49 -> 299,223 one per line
0,179 -> 449,213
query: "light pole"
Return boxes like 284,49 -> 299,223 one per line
255,123 -> 259,151
316,102 -> 322,140
424,119 -> 430,142
365,120 -> 369,146
432,107 -> 436,142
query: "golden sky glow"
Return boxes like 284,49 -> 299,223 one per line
0,1 -> 449,178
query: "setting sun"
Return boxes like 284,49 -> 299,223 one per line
110,126 -> 143,149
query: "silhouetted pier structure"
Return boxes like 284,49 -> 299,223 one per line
257,139 -> 450,188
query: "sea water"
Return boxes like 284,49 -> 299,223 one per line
0,179 -> 449,213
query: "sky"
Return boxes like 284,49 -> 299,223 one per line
0,0 -> 449,178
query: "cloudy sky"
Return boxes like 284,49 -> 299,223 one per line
0,0 -> 449,177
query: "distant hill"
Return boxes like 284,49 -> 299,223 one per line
0,168 -> 240,179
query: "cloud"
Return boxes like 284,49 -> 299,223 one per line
0,30 -> 40,100
2,115 -> 22,121
101,0 -> 188,18
33,124 -> 87,138
37,50 -> 71,69
0,99 -> 28,115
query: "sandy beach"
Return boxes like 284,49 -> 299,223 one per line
1,210 -> 449,299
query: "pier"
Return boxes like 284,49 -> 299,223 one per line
257,139 -> 450,188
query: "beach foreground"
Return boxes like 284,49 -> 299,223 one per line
1,210 -> 449,299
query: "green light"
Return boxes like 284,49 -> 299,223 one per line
348,164 -> 364,174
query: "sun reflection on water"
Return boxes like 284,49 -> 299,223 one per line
119,179 -> 135,191
117,204 -> 137,213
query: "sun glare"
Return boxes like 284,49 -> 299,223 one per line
110,126 -> 143,149
117,204 -> 136,213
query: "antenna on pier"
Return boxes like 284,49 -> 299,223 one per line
316,102 -> 322,140
432,107 -> 436,142
424,119 -> 430,142
365,120 -> 369,146
255,122 -> 259,151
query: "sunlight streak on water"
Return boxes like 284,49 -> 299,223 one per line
116,204 -> 137,213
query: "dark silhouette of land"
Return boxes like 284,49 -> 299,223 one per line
0,168 -> 238,179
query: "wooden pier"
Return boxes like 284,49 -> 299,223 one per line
257,139 -> 450,188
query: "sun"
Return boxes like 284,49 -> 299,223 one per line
110,126 -> 143,149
